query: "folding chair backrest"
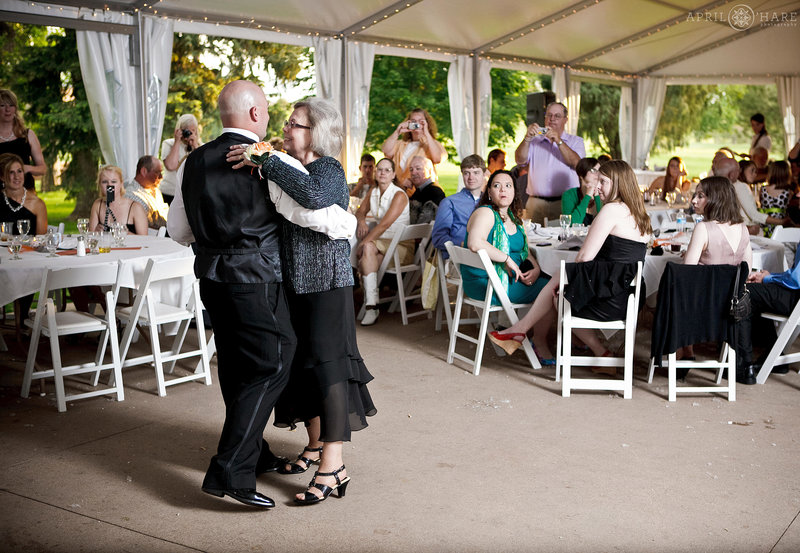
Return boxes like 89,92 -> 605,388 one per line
42,263 -> 120,297
146,255 -> 195,284
378,222 -> 433,279
770,225 -> 800,244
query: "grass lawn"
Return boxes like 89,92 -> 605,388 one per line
39,189 -> 78,234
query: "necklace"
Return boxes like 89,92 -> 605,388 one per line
0,132 -> 16,142
3,188 -> 27,212
498,210 -> 509,223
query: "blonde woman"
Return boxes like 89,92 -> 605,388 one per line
0,89 -> 47,193
88,165 -> 148,234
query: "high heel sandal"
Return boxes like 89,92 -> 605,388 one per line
277,446 -> 322,475
488,331 -> 526,355
294,465 -> 350,505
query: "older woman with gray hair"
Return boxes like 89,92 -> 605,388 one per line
160,114 -> 202,204
230,97 -> 375,505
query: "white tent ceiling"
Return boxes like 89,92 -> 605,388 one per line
4,0 -> 797,81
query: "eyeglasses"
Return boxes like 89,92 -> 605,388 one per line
545,113 -> 565,120
589,167 -> 599,173
284,120 -> 311,130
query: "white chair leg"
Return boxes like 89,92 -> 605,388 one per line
668,352 -> 677,402
647,357 -> 656,383
562,313 -> 572,397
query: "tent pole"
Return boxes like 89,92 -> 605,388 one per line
631,79 -> 639,169
133,13 -> 148,159
341,36 -> 350,179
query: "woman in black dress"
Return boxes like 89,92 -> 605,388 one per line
231,97 -> 375,504
489,160 -> 652,359
0,153 -> 48,235
0,89 -> 47,193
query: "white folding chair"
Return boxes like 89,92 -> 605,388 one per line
115,256 -> 211,397
148,226 -> 168,238
21,262 -> 124,412
769,225 -> 800,271
434,250 -> 460,333
47,222 -> 65,234
756,298 -> 800,384
358,222 -> 434,325
444,242 -> 541,376
557,260 -> 642,399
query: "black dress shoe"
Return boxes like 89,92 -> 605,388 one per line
770,365 -> 790,374
736,364 -> 757,385
202,487 -> 275,508
256,456 -> 289,476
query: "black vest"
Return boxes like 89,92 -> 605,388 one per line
182,132 -> 282,283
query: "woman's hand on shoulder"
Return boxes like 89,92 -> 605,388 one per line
227,144 -> 257,170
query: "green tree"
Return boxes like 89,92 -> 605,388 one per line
489,69 -> 546,150
652,85 -> 717,153
0,23 -> 101,216
577,82 -> 621,158
166,33 -> 311,142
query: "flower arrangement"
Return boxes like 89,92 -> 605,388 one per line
243,141 -> 273,166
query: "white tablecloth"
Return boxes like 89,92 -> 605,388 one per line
528,231 -> 785,299
0,235 -> 193,306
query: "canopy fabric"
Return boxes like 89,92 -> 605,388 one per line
2,0 -> 799,171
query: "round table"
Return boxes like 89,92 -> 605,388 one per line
0,234 -> 193,306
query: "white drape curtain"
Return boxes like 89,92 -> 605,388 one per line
619,86 -> 633,163
76,13 -> 139,178
633,77 -> 666,169
142,16 -> 174,156
777,76 -> 800,154
552,67 -> 580,135
447,55 -> 491,162
344,42 -> 375,181
77,14 -> 173,177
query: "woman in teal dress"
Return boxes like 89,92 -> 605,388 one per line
461,170 -> 554,361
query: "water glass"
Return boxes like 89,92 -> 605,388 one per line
111,222 -> 126,246
0,221 -> 12,241
76,218 -> 89,236
559,214 -> 572,241
87,231 -> 100,255
17,219 -> 30,237
45,230 -> 61,257
98,231 -> 113,253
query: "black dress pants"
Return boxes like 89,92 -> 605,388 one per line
737,282 -> 800,364
199,279 -> 296,490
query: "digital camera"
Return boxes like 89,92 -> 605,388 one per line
407,121 -> 421,130
181,129 -> 192,138
106,184 -> 115,204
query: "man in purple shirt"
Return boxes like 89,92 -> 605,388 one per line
431,154 -> 486,258
514,102 -> 584,225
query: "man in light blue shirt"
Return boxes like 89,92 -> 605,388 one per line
738,242 -> 800,382
431,154 -> 486,258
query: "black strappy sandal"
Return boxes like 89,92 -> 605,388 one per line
277,446 -> 322,475
294,465 -> 350,505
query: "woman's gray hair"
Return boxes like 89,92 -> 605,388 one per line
294,97 -> 343,158
175,113 -> 199,131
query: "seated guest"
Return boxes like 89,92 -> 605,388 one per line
510,164 -> 529,209
751,146 -> 769,182
408,155 -> 445,223
561,157 -> 603,225
354,158 -> 411,326
740,242 -> 800,383
680,176 -> 753,366
126,155 -> 169,230
487,148 -> 506,173
431,154 -> 486,258
88,165 -> 148,234
349,153 -> 376,199
597,154 -> 612,164
759,160 -> 793,237
489,160 -> 651,374
0,153 -> 47,235
647,156 -> 690,198
160,114 -> 202,205
461,169 -> 554,363
733,158 -> 787,234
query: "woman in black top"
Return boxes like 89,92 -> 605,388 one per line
0,89 -> 46,193
88,166 -> 148,235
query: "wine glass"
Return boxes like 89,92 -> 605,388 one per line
111,222 -> 126,246
10,235 -> 23,260
665,191 -> 676,209
559,214 -> 572,241
16,219 -> 30,237
76,218 -> 89,236
45,230 -> 61,257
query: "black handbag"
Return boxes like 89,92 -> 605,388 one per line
729,265 -> 751,322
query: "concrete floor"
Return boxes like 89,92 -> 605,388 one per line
1,309 -> 799,553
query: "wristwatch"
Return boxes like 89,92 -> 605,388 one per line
557,140 -> 564,146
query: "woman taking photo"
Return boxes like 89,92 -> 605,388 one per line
381,108 -> 446,192
0,153 -> 47,235
489,160 -> 651,367
561,157 -> 603,225
0,89 -> 46,194
232,97 -> 375,505
463,169 -> 554,362
88,165 -> 148,235
354,157 -> 411,326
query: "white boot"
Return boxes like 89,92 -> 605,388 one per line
361,272 -> 379,326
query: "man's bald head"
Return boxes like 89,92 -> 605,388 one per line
218,80 -> 270,140
714,156 -> 740,183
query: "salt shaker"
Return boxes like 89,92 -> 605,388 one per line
76,234 -> 86,257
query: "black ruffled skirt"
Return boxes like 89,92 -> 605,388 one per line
274,286 -> 376,442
